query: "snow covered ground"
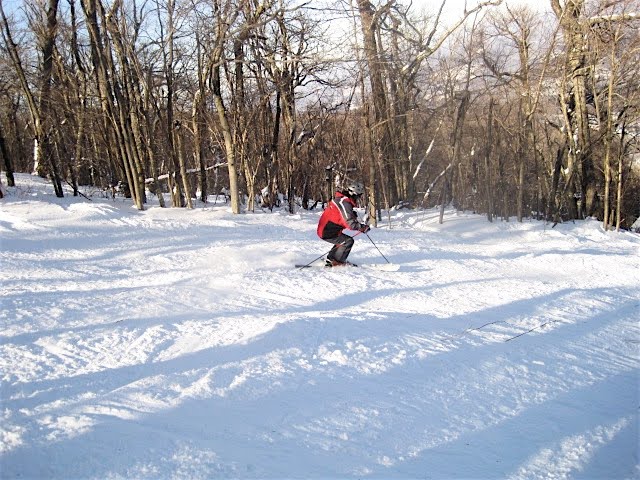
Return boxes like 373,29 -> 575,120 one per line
1,174 -> 639,479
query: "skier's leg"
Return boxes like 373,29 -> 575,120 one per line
326,240 -> 339,261
326,234 -> 354,263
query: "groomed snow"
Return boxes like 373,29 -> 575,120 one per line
1,174 -> 638,479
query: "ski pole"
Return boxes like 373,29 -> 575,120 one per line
297,248 -> 333,269
366,232 -> 390,263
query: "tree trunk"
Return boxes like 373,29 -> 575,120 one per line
212,65 -> 241,214
449,91 -> 470,211
39,0 -> 64,197
615,127 -> 625,232
0,122 -> 15,188
548,146 -> 565,223
356,0 -> 391,213
551,0 -> 595,219
601,62 -> 616,231
145,116 -> 165,207
175,124 -> 193,209
163,0 -> 184,207
269,91 -> 282,211
484,100 -> 495,222
192,89 -> 208,204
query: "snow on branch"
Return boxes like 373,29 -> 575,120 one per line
588,12 -> 640,25
413,118 -> 444,180
422,162 -> 453,202
145,163 -> 228,184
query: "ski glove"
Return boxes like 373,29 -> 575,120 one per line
359,224 -> 371,233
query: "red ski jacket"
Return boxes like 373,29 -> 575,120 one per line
317,192 -> 363,239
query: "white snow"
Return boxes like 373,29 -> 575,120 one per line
1,174 -> 639,479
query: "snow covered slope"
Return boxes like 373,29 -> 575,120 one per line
1,175 -> 638,479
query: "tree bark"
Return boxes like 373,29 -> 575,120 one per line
484,100 -> 495,222
212,64 -> 241,214
0,122 -> 15,188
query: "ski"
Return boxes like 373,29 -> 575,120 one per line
295,263 -> 399,271
295,263 -> 353,268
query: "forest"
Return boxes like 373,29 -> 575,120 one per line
0,0 -> 639,230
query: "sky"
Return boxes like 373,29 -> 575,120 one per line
410,0 -> 548,22
0,0 -> 549,26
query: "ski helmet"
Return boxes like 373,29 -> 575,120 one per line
346,181 -> 365,196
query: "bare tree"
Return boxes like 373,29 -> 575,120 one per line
355,0 -> 393,222
1,0 -> 64,196
551,0 -> 598,219
481,5 -> 556,221
353,0 -> 503,222
80,0 -> 145,208
589,2 -> 640,230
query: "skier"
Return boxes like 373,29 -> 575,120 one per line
317,181 -> 370,267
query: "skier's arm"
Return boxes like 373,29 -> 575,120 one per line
338,199 -> 366,231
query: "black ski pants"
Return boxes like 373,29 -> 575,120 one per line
324,233 -> 354,263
